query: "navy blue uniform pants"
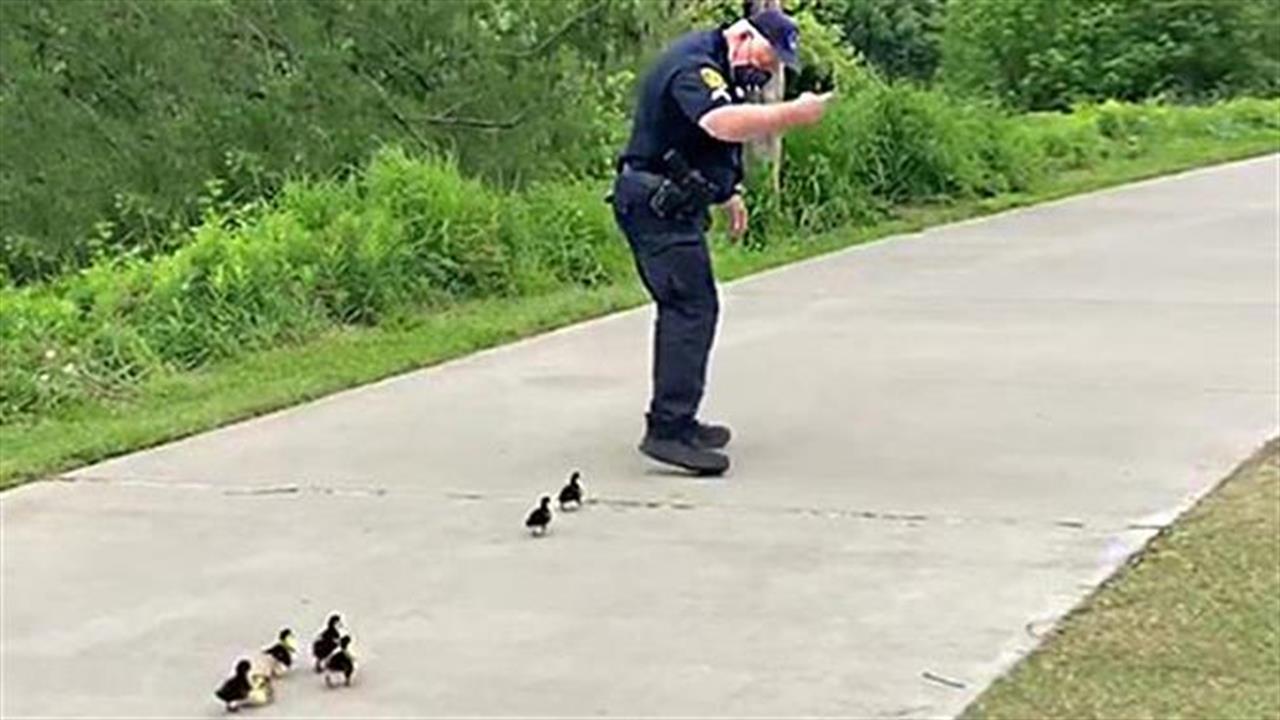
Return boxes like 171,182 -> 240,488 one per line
611,171 -> 719,441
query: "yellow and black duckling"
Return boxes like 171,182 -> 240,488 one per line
525,495 -> 552,536
259,628 -> 296,678
557,471 -> 583,511
322,635 -> 356,688
311,613 -> 343,672
215,658 -> 273,712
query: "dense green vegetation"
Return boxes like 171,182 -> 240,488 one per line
0,0 -> 669,283
4,0 -> 1278,285
2,0 -> 1278,428
810,0 -> 945,82
942,0 -> 1280,109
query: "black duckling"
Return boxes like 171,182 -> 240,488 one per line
260,628 -> 296,677
557,471 -> 583,510
215,658 -> 273,711
323,635 -> 356,688
311,613 -> 342,672
525,496 -> 552,536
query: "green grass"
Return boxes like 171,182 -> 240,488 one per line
964,439 -> 1280,720
0,285 -> 642,487
1,134 -> 1276,490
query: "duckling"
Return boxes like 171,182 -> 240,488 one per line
215,658 -> 273,712
525,496 -> 552,536
557,471 -> 583,510
311,614 -> 343,672
259,628 -> 296,678
323,635 -> 356,688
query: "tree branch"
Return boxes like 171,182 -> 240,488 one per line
357,65 -> 527,134
356,72 -> 433,149
498,0 -> 609,59
418,109 -> 529,130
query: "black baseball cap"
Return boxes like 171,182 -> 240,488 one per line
747,8 -> 800,67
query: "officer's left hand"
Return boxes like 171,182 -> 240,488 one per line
723,194 -> 748,239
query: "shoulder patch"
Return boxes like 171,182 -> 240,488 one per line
700,67 -> 727,90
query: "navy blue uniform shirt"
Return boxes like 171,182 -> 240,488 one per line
619,28 -> 744,204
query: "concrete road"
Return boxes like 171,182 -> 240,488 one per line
3,156 -> 1277,719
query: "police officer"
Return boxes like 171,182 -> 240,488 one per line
611,9 -> 833,475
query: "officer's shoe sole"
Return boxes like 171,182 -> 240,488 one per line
639,436 -> 729,476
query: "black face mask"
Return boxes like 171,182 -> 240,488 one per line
732,64 -> 773,91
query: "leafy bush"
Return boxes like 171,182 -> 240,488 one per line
0,147 -> 636,420
770,84 -> 1040,237
805,0 -> 945,82
941,0 -> 1280,111
504,182 -> 631,294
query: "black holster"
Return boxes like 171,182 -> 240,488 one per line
616,150 -> 720,221
654,149 -> 719,219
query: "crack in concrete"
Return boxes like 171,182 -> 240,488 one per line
53,473 -> 1120,532
223,486 -> 301,496
59,475 -> 390,498
921,670 -> 968,689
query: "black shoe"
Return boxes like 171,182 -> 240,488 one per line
693,421 -> 731,450
639,435 -> 729,476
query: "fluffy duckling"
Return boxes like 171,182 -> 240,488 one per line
311,614 -> 343,672
259,628 -> 296,678
215,658 -> 273,712
323,635 -> 356,688
525,496 -> 552,536
557,471 -> 583,510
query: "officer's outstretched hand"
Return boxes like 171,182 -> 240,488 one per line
788,91 -> 835,127
723,194 -> 748,240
